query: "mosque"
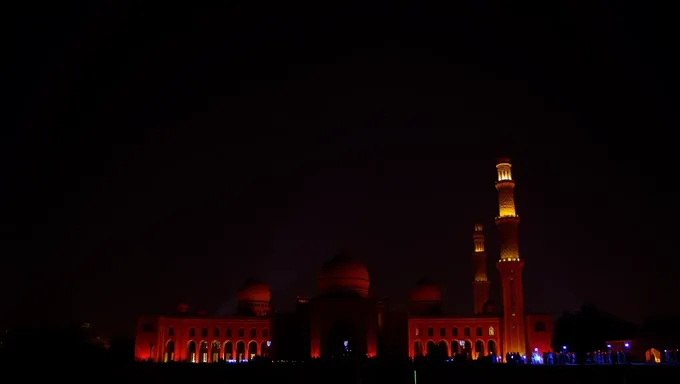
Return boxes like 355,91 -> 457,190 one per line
134,158 -> 552,362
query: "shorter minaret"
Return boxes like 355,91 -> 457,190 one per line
472,224 -> 491,314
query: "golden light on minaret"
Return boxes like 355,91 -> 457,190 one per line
495,159 -> 517,218
473,225 -> 487,281
473,224 -> 485,253
494,157 -> 527,357
472,224 -> 491,314
495,157 -> 520,262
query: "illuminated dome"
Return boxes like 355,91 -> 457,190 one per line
237,278 -> 271,303
409,278 -> 442,302
176,303 -> 189,313
317,251 -> 370,297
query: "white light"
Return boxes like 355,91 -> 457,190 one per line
459,340 -> 465,346
624,343 -> 629,348
343,340 -> 348,347
607,344 -> 611,348
534,348 -> 538,352
266,340 -> 271,347
562,346 -> 567,350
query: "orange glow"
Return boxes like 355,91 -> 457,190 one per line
525,314 -> 552,355
497,260 -> 527,357
473,225 -> 485,253
496,184 -> 517,217
496,217 -> 520,261
408,317 -> 501,359
133,157 -> 545,361
134,316 -> 271,362
495,159 -> 520,262
496,162 -> 513,181
472,225 -> 490,314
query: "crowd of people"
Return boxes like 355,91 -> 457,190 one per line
530,350 -> 630,365
500,349 -> 632,365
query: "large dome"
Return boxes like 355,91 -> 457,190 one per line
409,278 -> 442,302
237,278 -> 271,303
317,252 -> 370,297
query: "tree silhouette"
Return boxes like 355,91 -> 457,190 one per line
640,315 -> 680,350
552,304 -> 638,364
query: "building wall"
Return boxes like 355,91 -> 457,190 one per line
309,295 -> 381,358
134,316 -> 161,361
525,314 -> 553,355
134,315 -> 271,362
408,317 -> 502,359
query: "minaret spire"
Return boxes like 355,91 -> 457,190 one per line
494,157 -> 527,358
472,224 -> 491,314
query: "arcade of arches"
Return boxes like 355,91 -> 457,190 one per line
141,320 -> 272,363
134,159 -> 554,362
409,322 -> 500,360
175,339 -> 271,363
412,339 -> 498,360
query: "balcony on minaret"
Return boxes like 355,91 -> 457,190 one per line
473,225 -> 485,252
496,158 -> 513,181
472,224 -> 489,282
495,159 -> 518,218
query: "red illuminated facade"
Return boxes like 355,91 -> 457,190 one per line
472,224 -> 491,315
407,158 -> 550,361
135,158 -> 551,362
134,278 -> 273,362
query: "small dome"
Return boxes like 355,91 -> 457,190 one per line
317,251 -> 370,297
410,278 -> 442,302
176,303 -> 189,313
237,278 -> 271,302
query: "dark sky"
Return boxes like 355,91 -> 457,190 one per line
4,1 -> 678,335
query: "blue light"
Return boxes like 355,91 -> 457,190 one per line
562,345 -> 567,350
624,343 -> 629,348
607,344 -> 611,348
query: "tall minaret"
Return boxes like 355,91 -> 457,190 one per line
494,157 -> 527,357
472,224 -> 490,315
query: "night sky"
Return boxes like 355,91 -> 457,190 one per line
4,1 -> 678,336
